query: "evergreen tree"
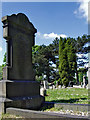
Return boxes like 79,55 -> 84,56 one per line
59,37 -> 77,87
59,37 -> 68,86
66,38 -> 77,81
32,45 -> 56,83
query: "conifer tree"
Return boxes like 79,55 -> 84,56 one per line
59,37 -> 77,87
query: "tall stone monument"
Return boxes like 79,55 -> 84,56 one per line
0,13 -> 44,113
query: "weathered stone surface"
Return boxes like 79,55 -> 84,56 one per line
0,80 -> 40,98
6,108 -> 89,119
6,95 -> 44,110
2,13 -> 37,81
0,13 -> 45,113
55,103 -> 89,113
2,66 -> 8,80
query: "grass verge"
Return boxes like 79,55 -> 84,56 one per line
45,88 -> 88,104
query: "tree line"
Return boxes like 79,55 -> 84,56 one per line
2,34 -> 90,87
32,34 -> 89,87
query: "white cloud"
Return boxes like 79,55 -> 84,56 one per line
74,0 -> 89,22
43,32 -> 67,39
0,47 -> 2,52
60,34 -> 67,38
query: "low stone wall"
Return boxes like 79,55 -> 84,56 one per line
44,102 -> 90,112
55,103 -> 89,112
6,107 -> 90,120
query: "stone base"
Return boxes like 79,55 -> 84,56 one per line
0,80 -> 45,113
6,108 -> 89,119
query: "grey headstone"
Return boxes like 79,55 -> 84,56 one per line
2,13 -> 36,81
0,13 -> 44,113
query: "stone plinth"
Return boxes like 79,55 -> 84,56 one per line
0,80 -> 44,113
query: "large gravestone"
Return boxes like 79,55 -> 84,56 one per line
0,13 -> 44,113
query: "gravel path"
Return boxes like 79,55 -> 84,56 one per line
44,110 -> 88,117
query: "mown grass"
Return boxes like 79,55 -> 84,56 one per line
45,88 -> 88,104
1,113 -> 24,119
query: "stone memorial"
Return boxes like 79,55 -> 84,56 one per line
43,80 -> 49,89
83,75 -> 87,88
0,13 -> 44,113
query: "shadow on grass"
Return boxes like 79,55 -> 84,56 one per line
49,97 -> 87,103
39,97 -> 87,111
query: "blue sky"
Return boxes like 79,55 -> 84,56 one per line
0,1 -> 89,65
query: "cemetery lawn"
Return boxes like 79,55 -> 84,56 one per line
1,113 -> 25,119
45,88 -> 88,104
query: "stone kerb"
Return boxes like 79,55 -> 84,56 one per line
6,107 -> 89,120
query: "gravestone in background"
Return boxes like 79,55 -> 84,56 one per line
0,13 -> 44,113
43,80 -> 49,89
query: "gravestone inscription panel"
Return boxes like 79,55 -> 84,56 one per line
0,13 -> 44,113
